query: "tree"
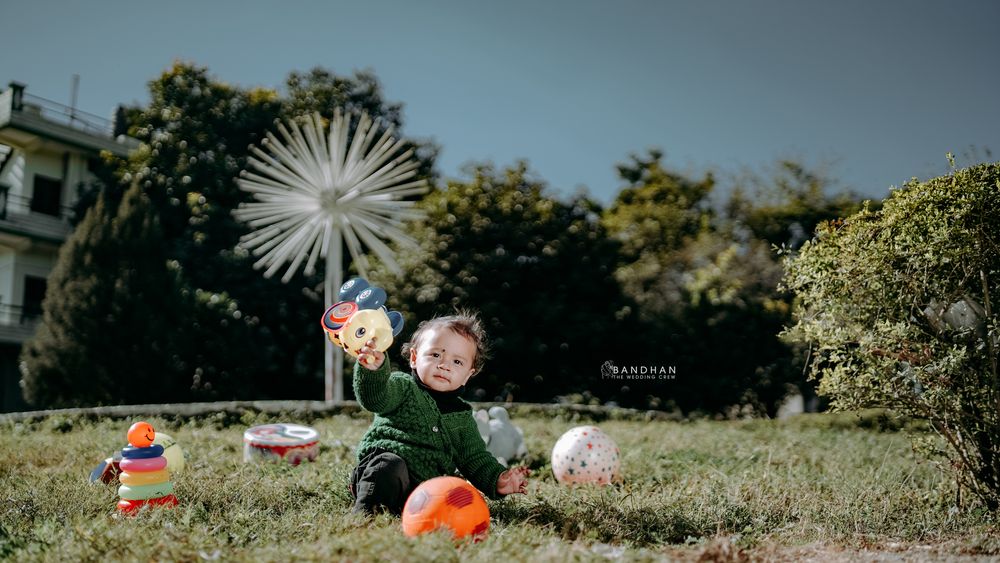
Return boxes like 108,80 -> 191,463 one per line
600,151 -> 787,413
73,62 -> 435,401
720,160 -> 870,410
371,163 -> 635,404
726,160 -> 868,251
602,150 -> 715,320
667,230 -> 798,415
783,161 -> 1000,510
283,67 -> 439,184
20,184 -> 192,407
609,149 -> 714,254
601,154 -> 861,414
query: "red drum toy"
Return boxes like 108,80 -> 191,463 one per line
243,423 -> 319,465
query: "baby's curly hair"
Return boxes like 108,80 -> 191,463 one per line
400,311 -> 491,375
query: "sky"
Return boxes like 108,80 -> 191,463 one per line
2,0 -> 998,205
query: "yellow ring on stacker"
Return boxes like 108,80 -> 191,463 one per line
120,469 -> 170,486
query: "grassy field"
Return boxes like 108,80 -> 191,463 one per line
1,408 -> 998,562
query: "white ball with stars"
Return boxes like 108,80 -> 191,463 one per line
551,425 -> 621,485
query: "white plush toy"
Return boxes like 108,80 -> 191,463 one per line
474,406 -> 527,466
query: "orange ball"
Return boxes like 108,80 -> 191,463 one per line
127,421 -> 156,448
401,476 -> 490,540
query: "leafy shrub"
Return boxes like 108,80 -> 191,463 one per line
783,160 -> 1000,510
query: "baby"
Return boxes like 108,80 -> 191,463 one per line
350,312 -> 530,514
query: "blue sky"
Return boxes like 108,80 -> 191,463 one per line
2,0 -> 998,204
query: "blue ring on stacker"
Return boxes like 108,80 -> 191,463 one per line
121,444 -> 165,459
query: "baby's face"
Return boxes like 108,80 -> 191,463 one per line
409,327 -> 477,392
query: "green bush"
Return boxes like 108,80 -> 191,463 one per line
20,184 -> 193,407
783,160 -> 1000,510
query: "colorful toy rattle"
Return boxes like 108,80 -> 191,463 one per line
116,421 -> 178,514
321,277 -> 405,358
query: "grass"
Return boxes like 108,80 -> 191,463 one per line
1,408 -> 997,561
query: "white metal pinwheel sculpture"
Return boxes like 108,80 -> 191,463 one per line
235,109 -> 426,401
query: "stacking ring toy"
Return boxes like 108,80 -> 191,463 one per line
120,456 -> 167,473
118,481 -> 174,501
120,469 -> 170,486
121,445 -> 164,459
117,494 -> 179,514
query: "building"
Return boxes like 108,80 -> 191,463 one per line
0,82 -> 137,411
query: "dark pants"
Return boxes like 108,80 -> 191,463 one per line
350,449 -> 417,515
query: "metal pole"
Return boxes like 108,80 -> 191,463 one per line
70,74 -> 79,123
324,227 -> 344,403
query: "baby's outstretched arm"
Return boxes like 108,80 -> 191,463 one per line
496,466 -> 530,495
357,338 -> 385,371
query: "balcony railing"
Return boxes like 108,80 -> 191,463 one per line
0,302 -> 42,345
3,83 -> 138,158
0,302 -> 42,324
17,92 -> 113,138
0,184 -> 76,223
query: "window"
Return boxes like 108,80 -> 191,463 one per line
31,175 -> 63,217
22,276 -> 47,320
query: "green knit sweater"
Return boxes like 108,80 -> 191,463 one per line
353,361 -> 507,499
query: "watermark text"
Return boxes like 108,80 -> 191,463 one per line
601,360 -> 677,380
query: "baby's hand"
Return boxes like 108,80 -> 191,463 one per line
357,338 -> 385,370
496,466 -> 529,495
